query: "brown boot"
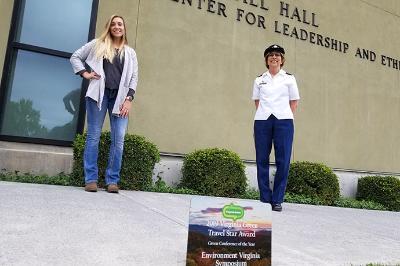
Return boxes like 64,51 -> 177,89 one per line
107,184 -> 119,193
84,182 -> 98,192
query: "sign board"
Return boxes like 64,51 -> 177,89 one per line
186,196 -> 272,266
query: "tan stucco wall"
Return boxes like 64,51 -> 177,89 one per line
125,0 -> 399,173
289,0 -> 400,173
131,0 -> 263,155
0,0 -> 13,82
360,0 -> 400,16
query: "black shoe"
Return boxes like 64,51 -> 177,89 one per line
272,203 -> 282,212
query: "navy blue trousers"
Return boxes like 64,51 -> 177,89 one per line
254,115 -> 294,204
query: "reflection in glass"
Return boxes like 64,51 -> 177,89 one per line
17,0 -> 93,52
0,50 -> 82,141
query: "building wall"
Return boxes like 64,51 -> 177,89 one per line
0,0 -> 399,174
124,0 -> 400,173
0,0 -> 13,83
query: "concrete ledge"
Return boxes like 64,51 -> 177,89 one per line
152,157 -> 274,194
0,141 -> 387,198
336,171 -> 364,198
0,141 -> 73,176
152,158 -> 362,197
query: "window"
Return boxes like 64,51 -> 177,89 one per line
0,0 -> 98,145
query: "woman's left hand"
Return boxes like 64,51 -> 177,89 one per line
120,100 -> 132,118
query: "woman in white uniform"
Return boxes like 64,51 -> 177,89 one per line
252,44 -> 300,212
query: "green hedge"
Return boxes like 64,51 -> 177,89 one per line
286,161 -> 340,205
180,148 -> 247,197
71,132 -> 160,190
357,175 -> 400,211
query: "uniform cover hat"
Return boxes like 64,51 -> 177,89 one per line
264,44 -> 285,57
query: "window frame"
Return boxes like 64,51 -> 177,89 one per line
0,0 -> 99,146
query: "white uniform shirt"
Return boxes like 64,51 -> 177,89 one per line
252,69 -> 300,120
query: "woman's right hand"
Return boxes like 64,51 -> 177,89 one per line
82,71 -> 101,80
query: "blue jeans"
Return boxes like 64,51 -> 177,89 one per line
84,91 -> 128,185
254,115 -> 294,204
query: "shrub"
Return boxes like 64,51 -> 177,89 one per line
71,131 -> 160,190
180,148 -> 247,197
286,161 -> 340,205
357,175 -> 400,211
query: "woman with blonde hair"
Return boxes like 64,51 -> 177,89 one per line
70,15 -> 138,193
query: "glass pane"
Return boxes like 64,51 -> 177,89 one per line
0,50 -> 82,141
17,0 -> 93,52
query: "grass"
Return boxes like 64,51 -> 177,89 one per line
236,187 -> 388,211
351,263 -> 400,266
364,264 -> 400,266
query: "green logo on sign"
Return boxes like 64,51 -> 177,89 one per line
222,203 -> 244,221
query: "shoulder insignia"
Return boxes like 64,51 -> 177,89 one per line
286,72 -> 293,75
257,73 -> 263,77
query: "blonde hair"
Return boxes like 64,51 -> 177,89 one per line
94,14 -> 128,62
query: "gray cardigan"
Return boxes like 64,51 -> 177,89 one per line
70,39 -> 138,115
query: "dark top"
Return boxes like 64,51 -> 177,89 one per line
103,48 -> 135,99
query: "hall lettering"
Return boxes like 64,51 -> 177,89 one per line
171,0 -> 227,18
355,48 -> 376,62
279,1 -> 319,27
237,8 -> 266,29
238,0 -> 269,11
274,21 -> 349,54
381,55 -> 400,70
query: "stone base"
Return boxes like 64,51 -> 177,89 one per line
0,141 -> 73,176
0,141 -> 384,198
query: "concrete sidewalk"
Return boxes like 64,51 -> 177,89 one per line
0,181 -> 399,266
